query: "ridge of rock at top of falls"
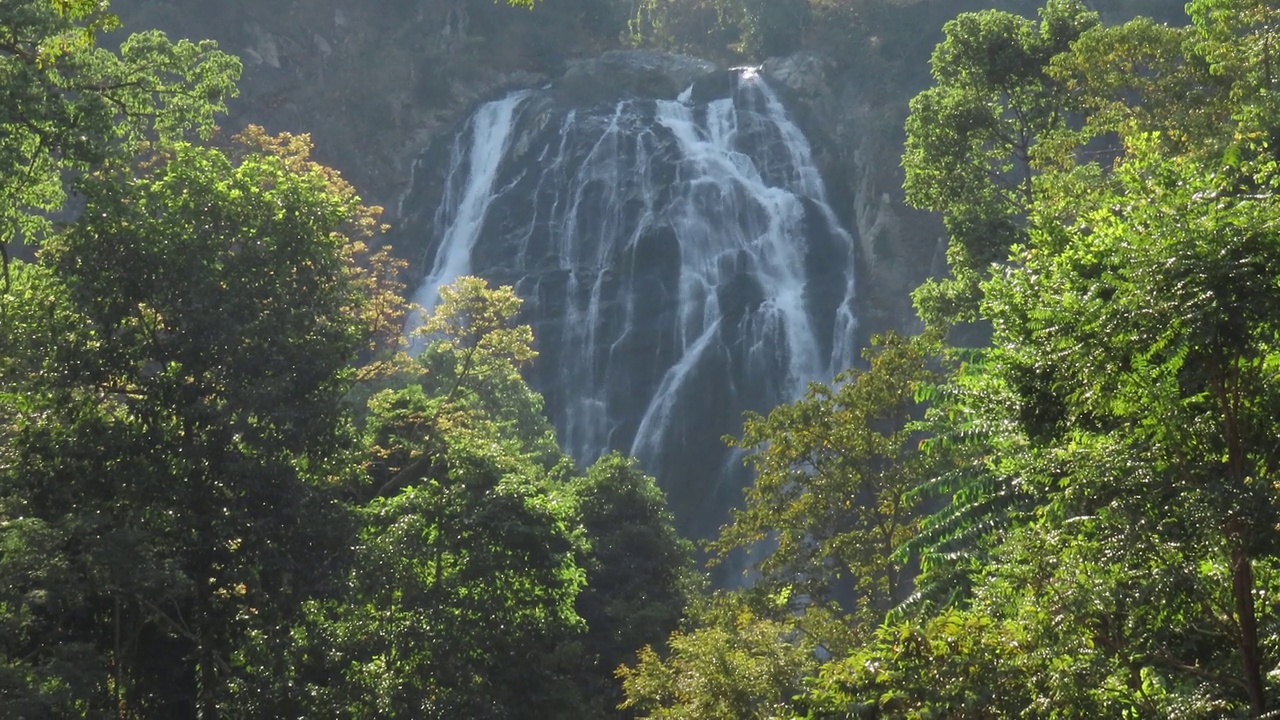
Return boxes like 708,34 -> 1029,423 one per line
558,51 -> 720,104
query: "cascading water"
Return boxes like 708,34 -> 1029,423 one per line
404,67 -> 858,550
405,89 -> 533,343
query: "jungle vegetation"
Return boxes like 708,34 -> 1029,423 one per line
6,0 -> 1280,718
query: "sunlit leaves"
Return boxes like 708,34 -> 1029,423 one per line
715,332 -> 937,624
562,453 -> 699,714
0,129 -> 386,712
953,86 -> 1280,720
0,0 -> 239,259
900,2 -> 1280,714
902,0 -> 1100,329
619,597 -> 819,720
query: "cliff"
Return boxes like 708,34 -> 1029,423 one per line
109,1 -> 1187,339
109,0 -> 929,338
103,1 -> 1188,552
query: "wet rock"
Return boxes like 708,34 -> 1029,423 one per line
762,51 -> 832,99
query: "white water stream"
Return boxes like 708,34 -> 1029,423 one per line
407,70 -> 857,537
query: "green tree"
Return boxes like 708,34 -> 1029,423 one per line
902,0 -> 1098,327
898,2 -> 1280,714
830,503 -> 1251,717
1190,0 -> 1280,104
981,141 -> 1280,714
621,335 -> 939,719
1046,17 -> 1220,159
908,37 -> 1280,720
276,277 -> 589,718
415,276 -> 560,466
298,411 -> 586,718
0,136 -> 373,716
628,0 -> 745,59
618,595 -> 820,720
564,452 -> 699,716
803,608 -> 1033,719
714,332 -> 937,625
368,277 -> 562,502
0,0 -> 239,274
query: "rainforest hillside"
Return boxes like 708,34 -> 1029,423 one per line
6,0 -> 1280,718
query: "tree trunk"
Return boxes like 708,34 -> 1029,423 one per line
198,634 -> 219,720
1218,358 -> 1265,714
1232,544 -> 1266,715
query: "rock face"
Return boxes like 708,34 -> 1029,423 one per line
103,0 -> 965,560
105,0 -> 1182,345
399,63 -> 858,550
108,0 -> 618,210
559,51 -> 718,102
103,0 -> 1190,577
107,0 -> 942,341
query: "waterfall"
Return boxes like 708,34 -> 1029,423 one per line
405,89 -> 533,344
406,69 -> 858,544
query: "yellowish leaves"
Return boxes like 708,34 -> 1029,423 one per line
228,126 -> 409,359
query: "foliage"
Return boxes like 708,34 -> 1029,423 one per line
627,0 -> 742,57
229,125 -> 408,360
628,0 -> 814,59
820,510 -> 1267,718
902,0 -> 1099,328
969,137 -> 1280,715
895,1 -> 1280,714
25,1 -> 1280,718
0,137 -> 371,715
626,0 -> 983,67
803,608 -> 1032,719
0,0 -> 240,268
715,332 -> 937,624
894,348 -> 1034,615
620,333 -> 942,718
563,452 -> 699,716
0,4 -> 721,719
618,594 -> 820,719
286,276 -> 586,715
409,276 -> 562,471
296,411 -> 587,719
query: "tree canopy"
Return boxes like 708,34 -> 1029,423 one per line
0,3 -> 695,718
624,2 -> 1280,717
15,0 -> 1280,717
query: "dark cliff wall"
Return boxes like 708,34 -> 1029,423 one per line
105,0 -> 922,339
107,0 -> 1183,352
104,0 -> 1185,559
399,68 -> 861,546
110,0 -> 620,214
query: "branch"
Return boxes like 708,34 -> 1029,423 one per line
136,596 -> 200,645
